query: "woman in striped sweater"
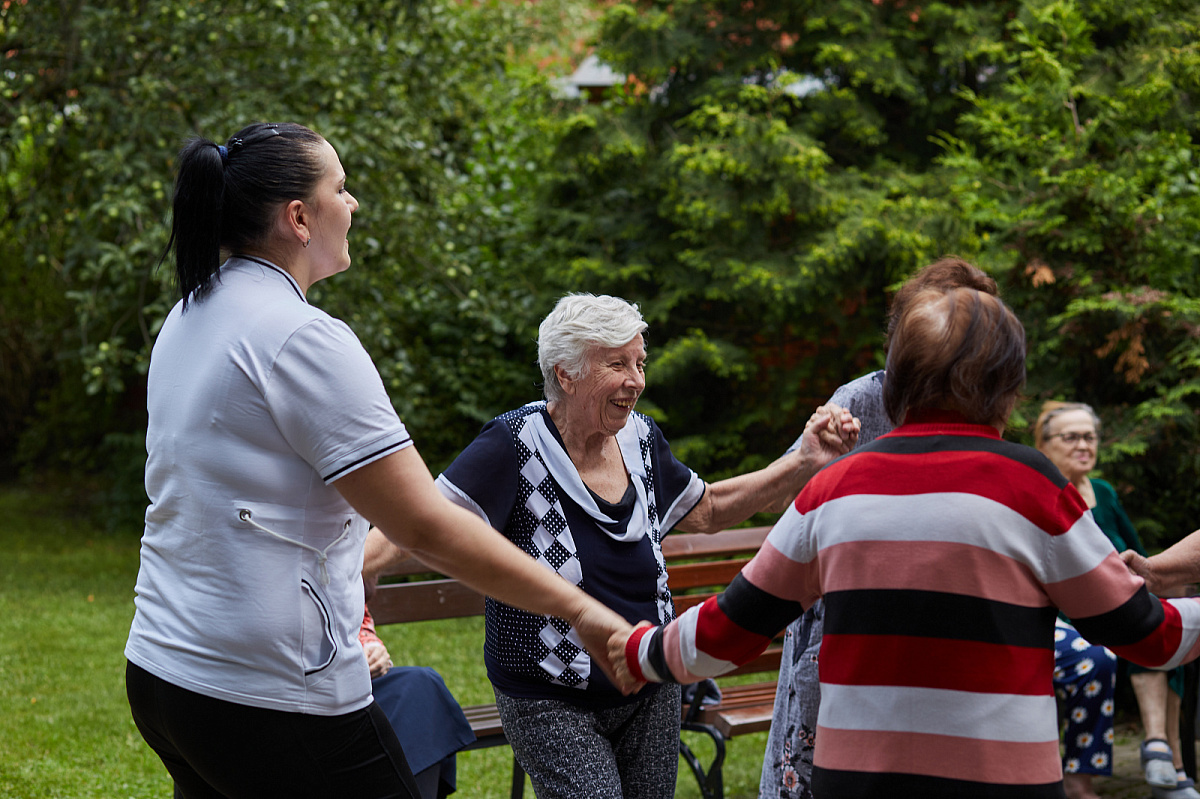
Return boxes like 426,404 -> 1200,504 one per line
613,287 -> 1200,799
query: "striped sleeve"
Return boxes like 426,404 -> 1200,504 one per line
1044,500 -> 1200,670
635,589 -> 782,684
633,503 -> 815,683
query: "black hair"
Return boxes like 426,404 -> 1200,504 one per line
159,122 -> 326,309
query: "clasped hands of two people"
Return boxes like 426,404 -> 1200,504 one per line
1121,549 -> 1195,601
598,404 -> 861,694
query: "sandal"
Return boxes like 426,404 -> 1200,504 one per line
1142,739 -> 1180,789
1164,774 -> 1200,799
1151,782 -> 1200,799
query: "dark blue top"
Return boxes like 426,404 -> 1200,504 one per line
440,404 -> 701,708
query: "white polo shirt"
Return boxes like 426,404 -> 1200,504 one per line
125,257 -> 413,715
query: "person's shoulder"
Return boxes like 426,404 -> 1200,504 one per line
442,405 -> 537,483
828,370 -> 889,445
632,409 -> 658,431
836,369 -> 884,391
217,271 -> 332,332
495,401 -> 546,427
183,268 -> 354,359
982,438 -> 1079,492
467,401 -> 546,447
1090,477 -> 1118,498
830,370 -> 885,405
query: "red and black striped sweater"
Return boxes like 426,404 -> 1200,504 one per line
629,412 -> 1200,798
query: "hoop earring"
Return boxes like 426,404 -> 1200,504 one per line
303,237 -> 311,248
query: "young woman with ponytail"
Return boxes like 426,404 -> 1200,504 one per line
124,122 -> 637,798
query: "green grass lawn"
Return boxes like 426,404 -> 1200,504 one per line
0,484 -> 770,798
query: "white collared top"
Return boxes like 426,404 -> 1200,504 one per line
125,257 -> 412,715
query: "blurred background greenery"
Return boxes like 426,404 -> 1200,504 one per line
7,0 -> 1200,544
7,0 -> 1200,795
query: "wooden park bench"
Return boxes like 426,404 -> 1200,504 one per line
367,525 -> 778,799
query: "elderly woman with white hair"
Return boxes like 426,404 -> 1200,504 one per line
430,292 -> 858,799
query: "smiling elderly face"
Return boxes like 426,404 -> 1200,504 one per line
559,333 -> 647,438
1038,409 -> 1099,483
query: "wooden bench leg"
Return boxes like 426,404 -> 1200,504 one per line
510,754 -> 526,799
680,723 -> 726,799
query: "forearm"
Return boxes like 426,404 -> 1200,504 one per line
340,449 -> 599,625
625,595 -> 774,683
1146,531 -> 1200,592
406,504 -> 594,620
361,527 -> 412,602
678,405 -> 859,531
678,451 -> 813,533
363,527 -> 411,578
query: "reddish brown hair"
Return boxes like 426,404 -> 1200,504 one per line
883,287 -> 1026,427
886,257 -> 999,345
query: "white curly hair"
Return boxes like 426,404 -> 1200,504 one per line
537,293 -> 648,402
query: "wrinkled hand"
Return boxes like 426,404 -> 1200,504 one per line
571,603 -> 646,695
1121,549 -> 1164,595
364,641 -> 393,678
608,621 -> 655,690
800,404 -> 860,469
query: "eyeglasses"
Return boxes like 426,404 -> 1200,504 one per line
1047,432 -> 1097,445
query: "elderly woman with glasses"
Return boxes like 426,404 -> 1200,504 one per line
1035,402 -> 1199,799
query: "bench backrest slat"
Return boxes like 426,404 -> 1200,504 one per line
667,559 -> 748,592
660,527 -> 770,559
370,578 -> 485,624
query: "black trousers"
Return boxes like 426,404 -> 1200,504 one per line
126,661 -> 420,799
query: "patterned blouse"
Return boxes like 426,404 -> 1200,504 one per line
437,402 -> 703,708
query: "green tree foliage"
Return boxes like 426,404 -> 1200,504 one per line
533,0 -> 1200,540
6,0 -> 1200,546
532,1 -> 1014,478
936,0 -> 1200,543
0,0 -> 559,524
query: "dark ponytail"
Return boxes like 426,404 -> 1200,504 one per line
163,138 -> 225,309
159,122 -> 326,310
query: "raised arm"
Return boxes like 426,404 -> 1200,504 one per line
336,445 -> 639,693
676,405 -> 859,532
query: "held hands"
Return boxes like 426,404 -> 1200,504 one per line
1121,549 -> 1192,598
801,404 -> 861,469
362,526 -> 414,602
364,641 -> 394,678
759,404 -> 860,514
608,621 -> 655,690
570,601 -> 647,695
1121,550 -> 1159,594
